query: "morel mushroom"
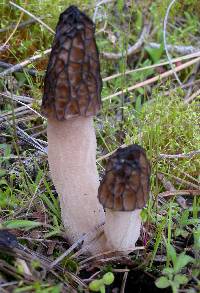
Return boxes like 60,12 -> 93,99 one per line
98,145 -> 151,251
41,6 -> 105,247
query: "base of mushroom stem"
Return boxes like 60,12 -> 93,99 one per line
75,209 -> 142,255
103,209 -> 142,252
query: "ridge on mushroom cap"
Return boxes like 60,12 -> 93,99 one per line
41,6 -> 102,121
98,144 -> 151,211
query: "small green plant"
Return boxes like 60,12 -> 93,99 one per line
89,272 -> 115,293
155,243 -> 194,293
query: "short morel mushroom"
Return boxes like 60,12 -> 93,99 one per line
41,6 -> 105,247
98,145 -> 151,251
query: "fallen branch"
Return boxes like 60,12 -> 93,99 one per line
0,48 -> 51,77
0,91 -> 33,103
0,61 -> 39,77
0,92 -> 43,120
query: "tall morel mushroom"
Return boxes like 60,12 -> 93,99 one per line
98,145 -> 151,251
41,6 -> 105,247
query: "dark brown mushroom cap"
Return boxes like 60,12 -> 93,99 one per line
98,145 -> 151,211
41,6 -> 102,120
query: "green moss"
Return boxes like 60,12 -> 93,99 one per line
124,90 -> 200,178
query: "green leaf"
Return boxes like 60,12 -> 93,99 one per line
163,267 -> 174,276
155,276 -> 170,288
167,243 -> 177,266
174,253 -> 194,273
193,228 -> 200,250
135,95 -> 142,115
3,220 -> 42,229
145,43 -> 164,63
102,272 -> 115,285
89,280 -> 103,292
174,274 -> 188,285
140,208 -> 148,222
99,285 -> 106,293
117,0 -> 124,13
135,10 -> 142,31
175,228 -> 189,238
180,210 -> 190,226
0,169 -> 6,177
44,228 -> 61,238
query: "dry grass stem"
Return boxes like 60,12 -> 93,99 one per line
103,51 -> 200,82
103,57 -> 200,100
120,271 -> 129,293
184,88 -> 200,103
157,173 -> 188,208
163,0 -> 182,85
9,1 -> 55,34
2,0 -> 28,49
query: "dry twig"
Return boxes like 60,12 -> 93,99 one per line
184,88 -> 200,104
0,61 -> 39,77
158,190 -> 200,198
184,61 -> 200,100
148,42 -> 200,55
157,173 -> 188,208
159,150 -> 200,159
0,48 -> 51,78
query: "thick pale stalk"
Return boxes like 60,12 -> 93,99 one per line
47,116 -> 105,246
104,209 -> 141,251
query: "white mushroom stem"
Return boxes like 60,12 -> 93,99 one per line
47,116 -> 105,249
104,209 -> 142,251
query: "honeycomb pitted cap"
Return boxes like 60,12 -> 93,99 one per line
41,6 -> 102,120
98,145 -> 151,211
